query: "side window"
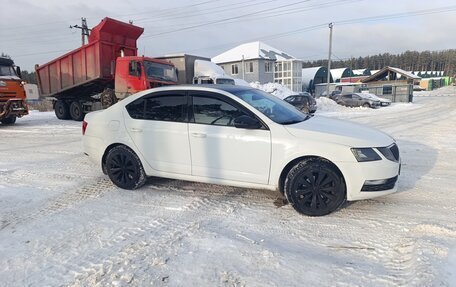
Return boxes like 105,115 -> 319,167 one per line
126,98 -> 146,119
383,85 -> 392,95
129,61 -> 142,77
144,95 -> 186,122
126,93 -> 187,121
192,95 -> 246,126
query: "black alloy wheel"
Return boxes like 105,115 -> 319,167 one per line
106,145 -> 146,190
69,101 -> 84,121
54,100 -> 70,120
285,159 -> 346,216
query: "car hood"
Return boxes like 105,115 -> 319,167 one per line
284,115 -> 394,147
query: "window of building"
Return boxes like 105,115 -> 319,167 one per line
231,64 -> 239,75
245,62 -> 254,73
383,85 -> 393,95
265,62 -> 272,73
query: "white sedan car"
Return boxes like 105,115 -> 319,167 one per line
82,85 -> 400,216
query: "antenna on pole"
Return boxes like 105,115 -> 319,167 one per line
326,22 -> 333,98
70,17 -> 91,45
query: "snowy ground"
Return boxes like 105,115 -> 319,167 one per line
1,87 -> 456,286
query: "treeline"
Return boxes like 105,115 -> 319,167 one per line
303,49 -> 456,75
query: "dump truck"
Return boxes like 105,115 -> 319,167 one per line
157,54 -> 235,85
0,57 -> 29,125
35,17 -> 178,121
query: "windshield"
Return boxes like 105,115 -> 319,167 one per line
144,61 -> 178,82
232,88 -> 308,125
216,78 -> 235,85
0,65 -> 17,77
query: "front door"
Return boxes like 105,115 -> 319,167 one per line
187,91 -> 271,184
123,91 -> 191,175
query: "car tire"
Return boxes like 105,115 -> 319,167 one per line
362,103 -> 371,108
284,158 -> 346,216
106,145 -> 146,190
1,116 -> 16,125
54,100 -> 70,120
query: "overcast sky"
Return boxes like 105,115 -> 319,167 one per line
2,0 -> 456,71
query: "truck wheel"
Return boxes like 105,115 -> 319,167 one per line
69,101 -> 84,121
1,116 -> 16,125
55,100 -> 70,120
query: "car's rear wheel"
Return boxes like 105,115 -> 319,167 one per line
106,145 -> 146,190
284,159 -> 346,216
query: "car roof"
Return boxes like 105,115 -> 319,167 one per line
178,84 -> 255,94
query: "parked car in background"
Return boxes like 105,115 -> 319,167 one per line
82,85 -> 400,216
283,92 -> 317,113
362,92 -> 392,106
337,93 -> 380,108
329,90 -> 342,101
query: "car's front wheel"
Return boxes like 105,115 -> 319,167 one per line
106,145 -> 146,190
284,159 -> 346,216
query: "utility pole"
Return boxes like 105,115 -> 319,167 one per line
70,17 -> 90,45
326,22 -> 333,98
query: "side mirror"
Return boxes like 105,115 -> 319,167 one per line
233,115 -> 262,129
16,66 -> 22,78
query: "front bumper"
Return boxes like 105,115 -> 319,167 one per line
336,158 -> 400,201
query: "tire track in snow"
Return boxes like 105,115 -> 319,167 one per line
0,178 -> 114,231
55,197 -> 232,285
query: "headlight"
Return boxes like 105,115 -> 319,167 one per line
0,81 -> 6,87
351,148 -> 381,162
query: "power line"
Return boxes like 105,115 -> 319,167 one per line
141,0 -> 312,38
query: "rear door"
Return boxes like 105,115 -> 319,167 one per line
187,91 -> 271,184
124,91 -> 191,175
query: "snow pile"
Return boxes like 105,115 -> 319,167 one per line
315,97 -> 352,112
414,86 -> 456,97
249,82 -> 294,99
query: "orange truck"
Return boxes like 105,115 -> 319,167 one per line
35,17 -> 178,121
0,57 -> 29,125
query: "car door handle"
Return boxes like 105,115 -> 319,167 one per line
191,133 -> 207,138
131,128 -> 143,133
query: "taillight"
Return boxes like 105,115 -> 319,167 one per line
82,120 -> 88,135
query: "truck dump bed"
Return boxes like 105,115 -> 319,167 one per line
35,17 -> 143,99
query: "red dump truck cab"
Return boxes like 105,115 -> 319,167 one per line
35,17 -> 177,121
114,56 -> 178,99
0,57 -> 28,125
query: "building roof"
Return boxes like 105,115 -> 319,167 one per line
352,69 -> 371,76
330,68 -> 353,81
212,41 -> 294,64
362,66 -> 421,83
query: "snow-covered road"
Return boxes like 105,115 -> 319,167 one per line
1,89 -> 455,286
